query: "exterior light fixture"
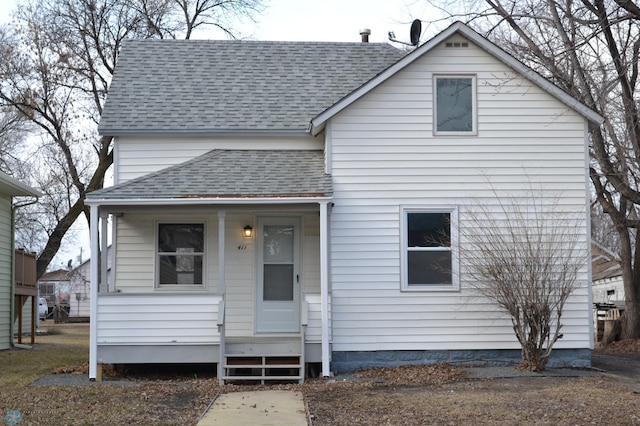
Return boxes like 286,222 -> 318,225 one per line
243,225 -> 253,238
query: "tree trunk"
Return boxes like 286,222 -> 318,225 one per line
518,345 -> 548,372
621,302 -> 640,339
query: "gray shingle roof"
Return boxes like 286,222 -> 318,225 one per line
99,40 -> 404,134
87,150 -> 331,200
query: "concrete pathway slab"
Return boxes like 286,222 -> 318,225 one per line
198,390 -> 307,426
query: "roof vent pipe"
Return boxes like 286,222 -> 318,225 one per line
359,29 -> 371,43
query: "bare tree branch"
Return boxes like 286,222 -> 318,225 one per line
2,0 -> 263,278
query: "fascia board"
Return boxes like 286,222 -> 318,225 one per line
85,196 -> 333,207
453,24 -> 604,126
98,128 -> 311,138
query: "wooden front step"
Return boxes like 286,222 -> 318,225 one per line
222,354 -> 303,384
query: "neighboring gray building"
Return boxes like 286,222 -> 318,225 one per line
0,171 -> 40,350
592,242 -> 624,305
68,246 -> 112,319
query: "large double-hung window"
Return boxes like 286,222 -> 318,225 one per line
402,209 -> 458,291
157,223 -> 205,288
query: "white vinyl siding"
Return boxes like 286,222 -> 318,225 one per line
115,134 -> 323,183
111,210 -> 321,339
592,276 -> 624,304
328,35 -> 591,353
97,293 -> 222,344
0,196 -> 11,350
95,293 -> 327,346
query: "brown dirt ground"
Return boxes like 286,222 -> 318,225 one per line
4,325 -> 640,425
299,342 -> 640,425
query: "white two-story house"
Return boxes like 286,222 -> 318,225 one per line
86,22 -> 602,383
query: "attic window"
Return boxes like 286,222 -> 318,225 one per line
445,42 -> 469,48
434,75 -> 477,134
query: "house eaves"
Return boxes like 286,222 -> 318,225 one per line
0,171 -> 42,197
310,21 -> 604,136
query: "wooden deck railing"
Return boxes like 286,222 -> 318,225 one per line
15,248 -> 37,296
14,248 -> 38,345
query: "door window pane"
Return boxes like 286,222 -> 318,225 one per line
263,225 -> 294,262
263,264 -> 294,301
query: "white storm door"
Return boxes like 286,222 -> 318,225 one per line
256,217 -> 300,333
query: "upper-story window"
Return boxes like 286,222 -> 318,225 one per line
434,75 -> 476,135
157,223 -> 205,288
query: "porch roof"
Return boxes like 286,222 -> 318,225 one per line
87,149 -> 332,202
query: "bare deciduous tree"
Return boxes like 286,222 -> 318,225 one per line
0,0 -> 263,278
460,189 -> 587,371
428,0 -> 640,339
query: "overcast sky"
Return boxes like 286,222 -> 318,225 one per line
0,0 -> 450,268
0,0 -> 448,43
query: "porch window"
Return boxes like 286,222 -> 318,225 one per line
157,223 -> 204,287
402,209 -> 458,291
434,75 -> 476,134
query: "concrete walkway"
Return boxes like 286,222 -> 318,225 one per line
198,390 -> 308,426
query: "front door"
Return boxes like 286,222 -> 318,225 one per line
256,217 -> 300,333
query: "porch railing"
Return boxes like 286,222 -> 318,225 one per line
14,249 -> 37,296
14,248 -> 38,345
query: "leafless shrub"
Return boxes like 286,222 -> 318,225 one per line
460,188 -> 587,371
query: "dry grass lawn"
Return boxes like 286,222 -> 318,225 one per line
1,323 -> 640,425
1,324 -> 218,425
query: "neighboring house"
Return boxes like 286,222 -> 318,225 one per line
68,246 -> 112,319
592,242 -> 624,305
591,241 -> 624,343
38,269 -> 71,317
86,22 -> 602,382
0,171 -> 40,350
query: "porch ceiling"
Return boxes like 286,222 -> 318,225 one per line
87,150 -> 332,203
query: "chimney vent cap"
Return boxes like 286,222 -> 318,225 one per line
359,28 -> 371,43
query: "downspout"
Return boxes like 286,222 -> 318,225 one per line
10,196 -> 39,348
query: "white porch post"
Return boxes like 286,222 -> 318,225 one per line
89,204 -> 100,380
100,213 -> 108,292
218,210 -> 226,294
319,200 -> 331,377
217,211 -> 226,384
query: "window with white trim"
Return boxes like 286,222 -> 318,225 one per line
434,75 -> 476,134
157,223 -> 204,287
403,210 -> 457,290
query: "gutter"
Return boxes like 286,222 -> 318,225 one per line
85,196 -> 333,207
